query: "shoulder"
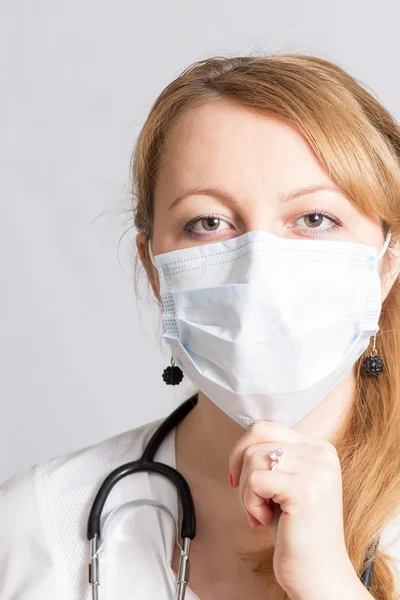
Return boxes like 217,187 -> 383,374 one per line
0,418 -> 163,600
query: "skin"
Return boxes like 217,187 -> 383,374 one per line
136,99 -> 400,600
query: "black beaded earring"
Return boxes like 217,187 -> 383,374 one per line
362,335 -> 384,377
162,357 -> 184,385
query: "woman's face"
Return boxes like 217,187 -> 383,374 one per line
137,99 -> 399,300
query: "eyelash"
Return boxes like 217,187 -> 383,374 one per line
181,209 -> 343,239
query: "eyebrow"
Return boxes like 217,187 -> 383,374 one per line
168,184 -> 342,211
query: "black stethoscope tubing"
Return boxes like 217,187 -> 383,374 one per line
86,392 -> 376,592
87,393 -> 198,543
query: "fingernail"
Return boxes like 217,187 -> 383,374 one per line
228,471 -> 234,487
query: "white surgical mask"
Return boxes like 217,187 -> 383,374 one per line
148,229 -> 391,428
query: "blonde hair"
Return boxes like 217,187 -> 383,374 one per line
130,53 -> 400,599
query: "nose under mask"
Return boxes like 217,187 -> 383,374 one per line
148,229 -> 391,428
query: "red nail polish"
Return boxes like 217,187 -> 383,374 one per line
228,471 -> 234,487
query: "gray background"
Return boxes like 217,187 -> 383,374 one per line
1,0 -> 399,483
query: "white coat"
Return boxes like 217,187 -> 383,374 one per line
1,416 -> 400,599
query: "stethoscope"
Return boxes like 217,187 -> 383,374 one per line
87,392 -> 377,599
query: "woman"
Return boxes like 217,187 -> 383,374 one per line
1,53 -> 400,600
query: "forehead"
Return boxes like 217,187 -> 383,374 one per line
155,99 -> 333,198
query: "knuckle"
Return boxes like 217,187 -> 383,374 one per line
321,442 -> 340,467
244,445 -> 258,461
311,440 -> 339,465
250,420 -> 271,437
320,440 -> 338,454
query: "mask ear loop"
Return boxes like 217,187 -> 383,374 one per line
147,238 -> 183,385
378,232 -> 392,261
362,231 -> 392,378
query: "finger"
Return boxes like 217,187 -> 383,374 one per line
245,499 -> 273,528
240,450 -> 289,526
242,469 -> 293,524
240,445 -> 295,479
240,443 -> 330,479
229,421 -> 327,486
246,511 -> 264,528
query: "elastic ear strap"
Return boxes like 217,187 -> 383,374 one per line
148,238 -> 157,267
378,232 -> 392,261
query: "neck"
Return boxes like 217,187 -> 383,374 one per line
175,371 -> 356,507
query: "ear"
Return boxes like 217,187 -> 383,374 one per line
381,239 -> 400,302
136,232 -> 162,303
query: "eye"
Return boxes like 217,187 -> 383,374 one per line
181,214 -> 232,238
292,209 -> 343,236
